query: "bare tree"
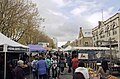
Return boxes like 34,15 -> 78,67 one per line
0,0 -> 39,41
0,0 -> 55,48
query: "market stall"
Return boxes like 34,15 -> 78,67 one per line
28,44 -> 47,56
0,32 -> 29,79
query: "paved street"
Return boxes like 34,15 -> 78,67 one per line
26,67 -> 120,79
59,68 -> 72,79
26,67 -> 73,79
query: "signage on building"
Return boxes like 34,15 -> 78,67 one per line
78,53 -> 88,59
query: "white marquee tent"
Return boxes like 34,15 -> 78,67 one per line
73,47 -> 111,51
64,45 -> 74,51
0,32 -> 29,79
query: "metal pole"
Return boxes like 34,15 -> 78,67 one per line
109,37 -> 112,66
4,52 -> 6,79
3,44 -> 7,79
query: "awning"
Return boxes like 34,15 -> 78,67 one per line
28,44 -> 47,52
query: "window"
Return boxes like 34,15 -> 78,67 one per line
112,22 -> 116,35
99,28 -> 104,35
85,42 -> 88,46
96,31 -> 98,36
106,25 -> 110,36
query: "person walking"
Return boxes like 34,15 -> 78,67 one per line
36,55 -> 48,79
6,61 -> 13,79
66,53 -> 72,73
59,57 -> 66,75
31,56 -> 38,79
71,55 -> 78,74
51,56 -> 58,79
74,61 -> 89,79
97,60 -> 109,79
13,60 -> 26,79
45,55 -> 51,79
101,59 -> 109,73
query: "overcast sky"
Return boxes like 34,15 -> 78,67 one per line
32,0 -> 120,47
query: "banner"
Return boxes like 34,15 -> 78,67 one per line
78,53 -> 88,59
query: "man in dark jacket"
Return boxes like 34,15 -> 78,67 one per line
66,53 -> 72,73
14,60 -> 26,79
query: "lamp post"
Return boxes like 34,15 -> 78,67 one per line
109,37 -> 112,66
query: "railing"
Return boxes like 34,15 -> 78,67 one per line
83,61 -> 99,71
83,60 -> 120,74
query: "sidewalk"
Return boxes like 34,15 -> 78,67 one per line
59,68 -> 72,79
26,67 -> 73,79
26,67 -> 120,79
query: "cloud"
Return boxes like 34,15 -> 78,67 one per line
48,9 -> 68,19
52,0 -> 65,7
87,7 -> 114,27
33,0 -> 119,44
70,6 -> 87,16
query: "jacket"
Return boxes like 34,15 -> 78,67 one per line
71,58 -> 78,69
14,66 -> 25,79
36,59 -> 48,75
75,67 -> 89,79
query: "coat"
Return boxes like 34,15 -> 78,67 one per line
14,66 -> 25,79
36,59 -> 48,75
75,67 -> 89,79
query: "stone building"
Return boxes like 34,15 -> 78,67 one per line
64,27 -> 93,47
92,13 -> 120,50
77,27 -> 93,47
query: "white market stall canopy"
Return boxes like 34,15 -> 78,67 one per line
0,32 -> 29,79
64,45 -> 73,51
73,47 -> 113,51
0,32 -> 28,52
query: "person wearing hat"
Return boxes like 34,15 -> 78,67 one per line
13,60 -> 26,79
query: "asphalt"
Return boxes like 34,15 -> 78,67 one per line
26,67 -> 72,79
26,67 -> 120,79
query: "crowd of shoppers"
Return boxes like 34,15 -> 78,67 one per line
1,50 -> 117,79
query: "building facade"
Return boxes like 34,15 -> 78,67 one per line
77,27 -> 93,47
92,13 -> 120,50
63,27 -> 93,47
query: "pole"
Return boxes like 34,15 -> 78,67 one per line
4,52 -> 6,79
109,37 -> 112,66
3,44 -> 7,79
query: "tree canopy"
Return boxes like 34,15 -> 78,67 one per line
0,0 -> 56,48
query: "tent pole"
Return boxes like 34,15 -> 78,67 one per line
29,52 -> 32,79
3,44 -> 7,79
4,51 -> 6,79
